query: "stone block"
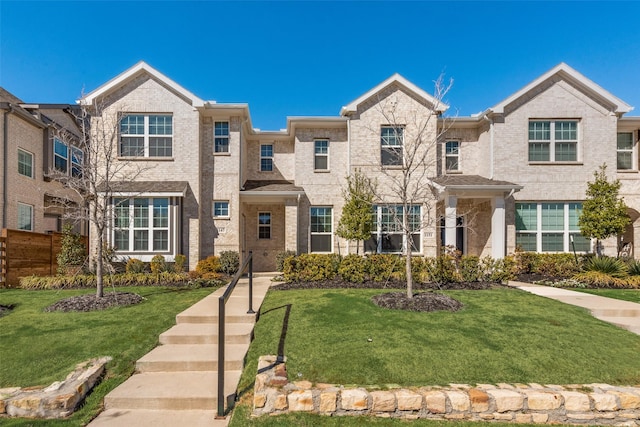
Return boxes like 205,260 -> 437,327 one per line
396,389 -> 422,411
293,380 -> 312,390
609,390 -> 640,409
531,413 -> 549,423
486,389 -> 524,412
515,413 -> 532,423
320,392 -> 337,413
444,413 -> 467,419
446,390 -> 470,412
591,392 -> 619,411
524,391 -> 562,410
274,393 -> 288,411
422,390 -> 446,414
479,413 -> 495,419
341,389 -> 368,411
493,412 -> 514,421
371,391 -> 396,412
560,391 -> 590,412
288,390 -> 313,411
469,388 -> 490,412
568,412 -> 595,421
254,393 -> 266,408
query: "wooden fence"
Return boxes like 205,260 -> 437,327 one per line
0,229 -> 88,288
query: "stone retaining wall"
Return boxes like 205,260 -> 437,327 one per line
253,356 -> 640,425
0,357 -> 111,419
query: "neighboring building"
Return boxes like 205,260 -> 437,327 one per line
0,88 -> 86,235
79,62 -> 640,271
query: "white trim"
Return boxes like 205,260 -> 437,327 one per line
213,200 -> 230,218
17,202 -> 34,231
17,148 -> 34,178
258,211 -> 271,239
313,139 -> 329,172
309,206 -> 333,253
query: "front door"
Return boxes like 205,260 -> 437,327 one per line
440,216 -> 465,254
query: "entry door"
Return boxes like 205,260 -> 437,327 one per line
440,216 -> 465,253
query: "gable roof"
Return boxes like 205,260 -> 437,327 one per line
79,61 -> 204,107
340,73 -> 449,116
491,62 -> 633,115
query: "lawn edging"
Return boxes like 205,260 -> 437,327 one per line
253,355 -> 640,424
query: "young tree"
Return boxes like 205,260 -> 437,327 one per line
579,163 -> 630,257
336,169 -> 377,254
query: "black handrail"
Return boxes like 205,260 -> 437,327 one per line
216,250 -> 255,419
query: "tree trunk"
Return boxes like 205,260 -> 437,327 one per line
96,240 -> 104,298
405,249 -> 413,299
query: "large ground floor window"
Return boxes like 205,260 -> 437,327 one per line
516,202 -> 591,252
365,205 -> 421,253
310,206 -> 332,252
113,197 -> 170,252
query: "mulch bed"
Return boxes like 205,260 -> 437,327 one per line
371,292 -> 464,312
44,292 -> 144,312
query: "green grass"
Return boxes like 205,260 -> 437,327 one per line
574,288 -> 640,303
0,285 -> 218,426
230,287 -> 640,426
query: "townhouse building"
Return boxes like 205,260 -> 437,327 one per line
80,62 -> 640,271
0,88 -> 86,235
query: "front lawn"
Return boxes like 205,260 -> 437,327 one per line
574,288 -> 640,303
0,285 -> 218,426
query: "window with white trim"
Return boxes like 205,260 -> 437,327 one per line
113,197 -> 170,252
617,132 -> 634,170
365,205 -> 420,253
528,120 -> 578,162
120,114 -> 173,157
314,140 -> 329,171
213,201 -> 230,218
17,203 -> 33,231
214,121 -> 230,153
258,212 -> 271,239
445,141 -> 459,172
515,202 -> 590,252
310,207 -> 332,252
53,138 -> 83,177
381,126 -> 404,166
260,144 -> 273,171
18,149 -> 34,178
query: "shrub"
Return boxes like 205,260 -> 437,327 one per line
282,254 -> 340,282
57,224 -> 87,275
19,272 -> 226,290
174,254 -> 187,273
411,256 -> 430,284
572,271 -> 628,288
512,251 -> 540,275
150,255 -> 168,274
196,256 -> 221,275
534,253 -> 581,278
425,254 -> 459,285
626,259 -> 640,276
126,258 -> 146,274
365,254 -> 404,282
339,254 -> 367,283
583,256 -> 628,278
481,256 -> 516,283
219,251 -> 240,275
275,250 -> 297,272
459,255 -> 481,282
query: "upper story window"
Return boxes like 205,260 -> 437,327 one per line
381,126 -> 404,166
113,197 -> 170,252
617,132 -> 634,170
314,140 -> 329,171
17,203 -> 33,231
260,144 -> 273,171
445,141 -> 459,172
53,138 -> 83,177
120,114 -> 173,157
258,212 -> 271,239
214,121 -> 230,153
18,149 -> 34,178
213,201 -> 230,218
528,120 -> 578,162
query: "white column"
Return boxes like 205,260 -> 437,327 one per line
445,195 -> 457,249
491,196 -> 506,259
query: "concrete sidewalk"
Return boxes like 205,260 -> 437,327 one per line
509,281 -> 640,335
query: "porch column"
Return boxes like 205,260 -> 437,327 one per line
285,198 -> 298,253
445,195 -> 457,250
491,196 -> 506,259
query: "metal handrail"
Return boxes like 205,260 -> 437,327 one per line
216,250 -> 254,419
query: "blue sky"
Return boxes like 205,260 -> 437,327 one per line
2,1 -> 640,130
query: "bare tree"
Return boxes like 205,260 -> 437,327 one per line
49,99 -> 152,297
371,75 -> 454,298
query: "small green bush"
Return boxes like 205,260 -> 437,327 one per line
626,259 -> 640,276
275,250 -> 297,272
282,254 -> 341,282
196,255 -> 221,274
219,251 -> 240,275
126,258 -> 146,274
150,255 -> 168,274
425,254 -> 459,285
365,254 -> 404,282
338,254 -> 367,283
459,255 -> 481,282
57,224 -> 87,275
572,271 -> 628,288
411,256 -> 429,284
583,256 -> 628,278
174,254 -> 187,273
481,256 -> 516,283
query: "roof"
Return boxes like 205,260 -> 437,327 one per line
491,62 -> 633,115
0,87 -> 23,104
431,175 -> 523,191
340,73 -> 449,116
80,61 -> 204,107
97,181 -> 189,196
242,180 -> 303,192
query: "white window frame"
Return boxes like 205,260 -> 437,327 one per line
314,139 -> 329,171
214,121 -> 230,154
528,120 -> 579,163
53,137 -> 83,176
120,114 -> 173,158
260,144 -> 273,172
213,201 -> 230,218
445,140 -> 460,172
617,131 -> 635,171
258,211 -> 271,239
367,205 -> 421,254
112,197 -> 171,253
17,202 -> 34,231
380,126 -> 404,166
18,148 -> 34,178
310,206 -> 333,252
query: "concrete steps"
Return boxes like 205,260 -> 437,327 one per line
88,409 -> 227,427
159,323 -> 254,345
136,344 -> 248,372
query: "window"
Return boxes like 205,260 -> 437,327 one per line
445,141 -> 459,172
112,197 -> 170,252
53,138 -> 83,176
381,126 -> 404,166
528,120 -> 578,162
310,207 -> 332,252
120,114 -> 173,157
214,121 -> 230,153
213,201 -> 230,218
314,140 -> 329,171
260,144 -> 273,171
617,132 -> 634,170
365,205 -> 421,253
17,203 -> 33,231
258,212 -> 271,239
516,202 -> 590,252
18,149 -> 33,178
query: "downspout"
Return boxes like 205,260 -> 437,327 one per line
2,106 -> 11,228
483,114 -> 494,179
346,117 -> 351,255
